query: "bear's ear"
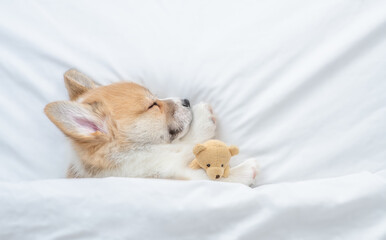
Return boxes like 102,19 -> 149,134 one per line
228,145 -> 239,156
193,144 -> 206,156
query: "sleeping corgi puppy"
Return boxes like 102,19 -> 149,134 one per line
44,69 -> 258,186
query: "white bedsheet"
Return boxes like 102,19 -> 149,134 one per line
0,0 -> 386,239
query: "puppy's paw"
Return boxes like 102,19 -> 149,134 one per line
190,102 -> 217,141
228,158 -> 259,187
193,102 -> 216,123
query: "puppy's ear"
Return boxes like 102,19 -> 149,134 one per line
64,69 -> 100,100
44,101 -> 115,142
228,145 -> 239,156
193,144 -> 206,156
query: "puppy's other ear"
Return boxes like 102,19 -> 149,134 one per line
64,69 -> 100,100
193,144 -> 206,156
44,101 -> 115,142
228,145 -> 239,156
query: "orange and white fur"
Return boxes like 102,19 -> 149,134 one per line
45,69 -> 258,186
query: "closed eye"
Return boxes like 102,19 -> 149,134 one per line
148,102 -> 159,109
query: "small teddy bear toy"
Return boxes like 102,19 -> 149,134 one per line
189,139 -> 239,180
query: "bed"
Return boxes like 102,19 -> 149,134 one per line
0,0 -> 385,239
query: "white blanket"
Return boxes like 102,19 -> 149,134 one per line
1,173 -> 385,239
0,0 -> 386,239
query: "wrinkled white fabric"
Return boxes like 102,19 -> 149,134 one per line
0,173 -> 385,240
0,0 -> 385,239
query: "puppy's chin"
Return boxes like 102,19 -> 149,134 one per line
168,108 -> 193,142
168,123 -> 191,142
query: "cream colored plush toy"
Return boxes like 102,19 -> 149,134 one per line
189,140 -> 239,180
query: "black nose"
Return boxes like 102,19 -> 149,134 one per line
216,175 -> 220,179
182,99 -> 190,108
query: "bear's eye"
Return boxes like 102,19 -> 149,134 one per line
207,164 -> 210,167
221,164 -> 224,167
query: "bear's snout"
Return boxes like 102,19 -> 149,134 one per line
206,167 -> 224,180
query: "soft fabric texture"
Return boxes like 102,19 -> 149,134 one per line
0,0 -> 386,239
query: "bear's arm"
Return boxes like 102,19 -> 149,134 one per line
189,159 -> 201,169
223,165 -> 230,178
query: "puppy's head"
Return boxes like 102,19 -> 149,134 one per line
45,69 -> 193,150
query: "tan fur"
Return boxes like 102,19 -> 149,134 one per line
50,88 -> 154,175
